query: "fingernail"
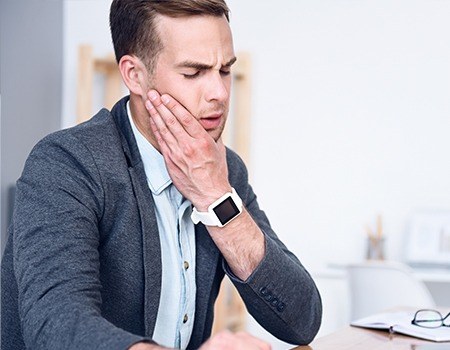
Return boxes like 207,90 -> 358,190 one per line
145,100 -> 154,110
148,90 -> 158,101
161,95 -> 170,104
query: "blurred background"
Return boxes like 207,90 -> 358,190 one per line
1,1 -> 450,348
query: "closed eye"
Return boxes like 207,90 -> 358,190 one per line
183,71 -> 201,79
182,68 -> 231,79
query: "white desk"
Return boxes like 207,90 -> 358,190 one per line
318,263 -> 450,283
295,308 -> 450,350
311,264 -> 450,338
412,267 -> 450,283
314,264 -> 450,307
412,268 -> 450,309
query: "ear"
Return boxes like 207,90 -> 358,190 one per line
118,55 -> 148,96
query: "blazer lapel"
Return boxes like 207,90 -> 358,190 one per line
128,165 -> 161,337
111,96 -> 224,342
111,97 -> 162,337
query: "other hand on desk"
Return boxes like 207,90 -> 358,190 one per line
129,330 -> 272,350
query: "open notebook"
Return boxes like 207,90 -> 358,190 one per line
351,311 -> 450,342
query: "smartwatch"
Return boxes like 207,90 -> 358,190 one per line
191,188 -> 243,227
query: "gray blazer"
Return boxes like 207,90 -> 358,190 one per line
1,96 -> 322,350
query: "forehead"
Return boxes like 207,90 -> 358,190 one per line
155,14 -> 235,65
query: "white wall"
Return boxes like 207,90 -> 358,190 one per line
1,0 -> 64,253
62,0 -> 450,346
62,0 -> 115,129
64,0 -> 450,268
226,0 -> 450,271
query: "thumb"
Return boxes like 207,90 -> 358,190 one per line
216,137 -> 227,157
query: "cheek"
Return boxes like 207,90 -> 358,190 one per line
154,75 -> 201,116
171,85 -> 202,117
176,84 -> 201,115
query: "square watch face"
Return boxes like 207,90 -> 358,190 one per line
213,196 -> 240,225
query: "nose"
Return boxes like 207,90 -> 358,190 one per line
205,71 -> 229,104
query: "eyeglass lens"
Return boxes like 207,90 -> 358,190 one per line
414,310 -> 447,328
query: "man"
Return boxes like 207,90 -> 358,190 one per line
1,1 -> 322,349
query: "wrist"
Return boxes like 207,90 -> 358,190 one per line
192,187 -> 232,212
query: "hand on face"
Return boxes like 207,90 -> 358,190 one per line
145,89 -> 231,211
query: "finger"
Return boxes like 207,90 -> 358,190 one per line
145,98 -> 178,147
215,137 -> 228,160
147,90 -> 196,141
149,118 -> 172,157
160,93 -> 206,138
148,115 -> 166,148
216,136 -> 226,151
149,115 -> 186,175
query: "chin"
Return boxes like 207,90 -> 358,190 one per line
209,132 -> 221,142
208,126 -> 225,142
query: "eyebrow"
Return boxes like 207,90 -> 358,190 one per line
176,56 -> 237,70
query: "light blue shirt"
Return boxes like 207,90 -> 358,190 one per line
127,103 -> 197,349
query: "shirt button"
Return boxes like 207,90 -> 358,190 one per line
183,314 -> 188,323
184,261 -> 189,270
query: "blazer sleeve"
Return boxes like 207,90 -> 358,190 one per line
12,133 -> 151,350
224,151 -> 322,345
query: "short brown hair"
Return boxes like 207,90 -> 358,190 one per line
110,0 -> 230,74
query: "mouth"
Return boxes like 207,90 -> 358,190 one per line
199,113 -> 223,130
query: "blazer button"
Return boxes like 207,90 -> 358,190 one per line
276,302 -> 286,312
271,298 -> 279,307
259,287 -> 268,296
264,293 -> 273,302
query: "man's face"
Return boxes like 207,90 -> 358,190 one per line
149,14 -> 235,141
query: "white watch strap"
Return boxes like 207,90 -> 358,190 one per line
191,188 -> 242,227
191,208 -> 221,226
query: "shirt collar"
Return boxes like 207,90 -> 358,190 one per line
127,101 -> 172,195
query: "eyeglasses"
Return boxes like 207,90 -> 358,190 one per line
411,309 -> 450,329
